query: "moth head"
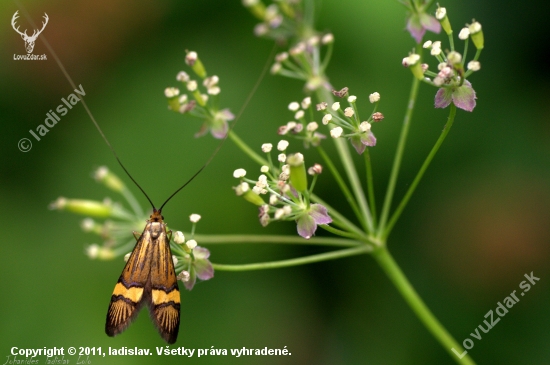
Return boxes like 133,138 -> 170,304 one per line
150,209 -> 164,222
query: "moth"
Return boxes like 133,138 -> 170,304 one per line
105,208 -> 180,344
102,167 -> 203,344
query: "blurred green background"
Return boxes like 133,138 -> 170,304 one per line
1,0 -> 549,364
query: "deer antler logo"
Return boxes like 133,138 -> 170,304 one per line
12,11 -> 49,54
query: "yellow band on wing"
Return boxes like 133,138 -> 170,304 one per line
112,283 -> 144,303
152,288 -> 180,305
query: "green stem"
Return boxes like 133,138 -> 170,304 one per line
382,104 -> 456,239
194,233 -> 361,247
317,145 -> 366,230
364,147 -> 377,226
212,245 -> 371,271
377,70 -> 421,237
372,246 -> 476,365
228,130 -> 268,166
310,193 -> 364,237
319,224 -> 365,241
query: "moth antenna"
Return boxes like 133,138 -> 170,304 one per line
15,1 -> 157,210
159,44 -> 276,211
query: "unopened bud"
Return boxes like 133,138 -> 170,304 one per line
468,21 -> 484,50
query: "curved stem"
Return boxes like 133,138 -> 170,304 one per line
310,193 -> 364,236
372,246 -> 476,365
319,224 -> 366,241
212,245 -> 371,271
377,70 -> 421,237
382,104 -> 457,239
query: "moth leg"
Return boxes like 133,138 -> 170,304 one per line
133,231 -> 141,241
167,230 -> 172,242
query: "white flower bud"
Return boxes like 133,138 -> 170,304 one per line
281,164 -> 290,175
177,270 -> 190,282
164,87 -> 180,98
322,114 -> 332,125
359,121 -> 371,132
87,244 -> 99,259
369,92 -> 380,103
189,214 -> 201,223
186,80 -> 197,91
322,33 -> 334,44
270,63 -> 282,74
277,140 -> 289,151
288,102 -> 300,111
347,95 -> 357,103
294,110 -> 304,120
447,51 -> 462,65
261,143 -> 273,153
330,127 -> 343,138
176,71 -> 190,82
278,153 -> 286,162
269,194 -> 278,205
458,28 -> 470,40
260,165 -> 269,173
468,21 -> 482,34
275,52 -> 288,62
301,97 -> 311,109
185,51 -> 198,66
274,208 -> 285,219
423,40 -> 432,48
186,239 -> 197,250
207,86 -> 221,95
344,107 -> 354,117
331,102 -> 340,111
233,168 -> 247,178
467,61 -> 481,71
435,7 -> 446,20
433,76 -> 445,87
254,23 -> 269,36
306,122 -> 318,132
257,174 -> 268,186
174,231 -> 185,244
123,252 -> 131,262
235,182 -> 250,195
178,94 -> 188,104
81,218 -> 95,232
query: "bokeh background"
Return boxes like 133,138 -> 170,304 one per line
1,0 -> 549,364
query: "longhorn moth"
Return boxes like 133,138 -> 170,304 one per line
18,3 -> 272,344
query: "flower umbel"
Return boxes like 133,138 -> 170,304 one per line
173,214 -> 214,290
403,8 -> 483,112
318,89 -> 383,154
166,51 -> 234,139
232,141 -> 332,239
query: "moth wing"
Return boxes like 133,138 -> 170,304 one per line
105,227 -> 153,337
148,228 -> 181,344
